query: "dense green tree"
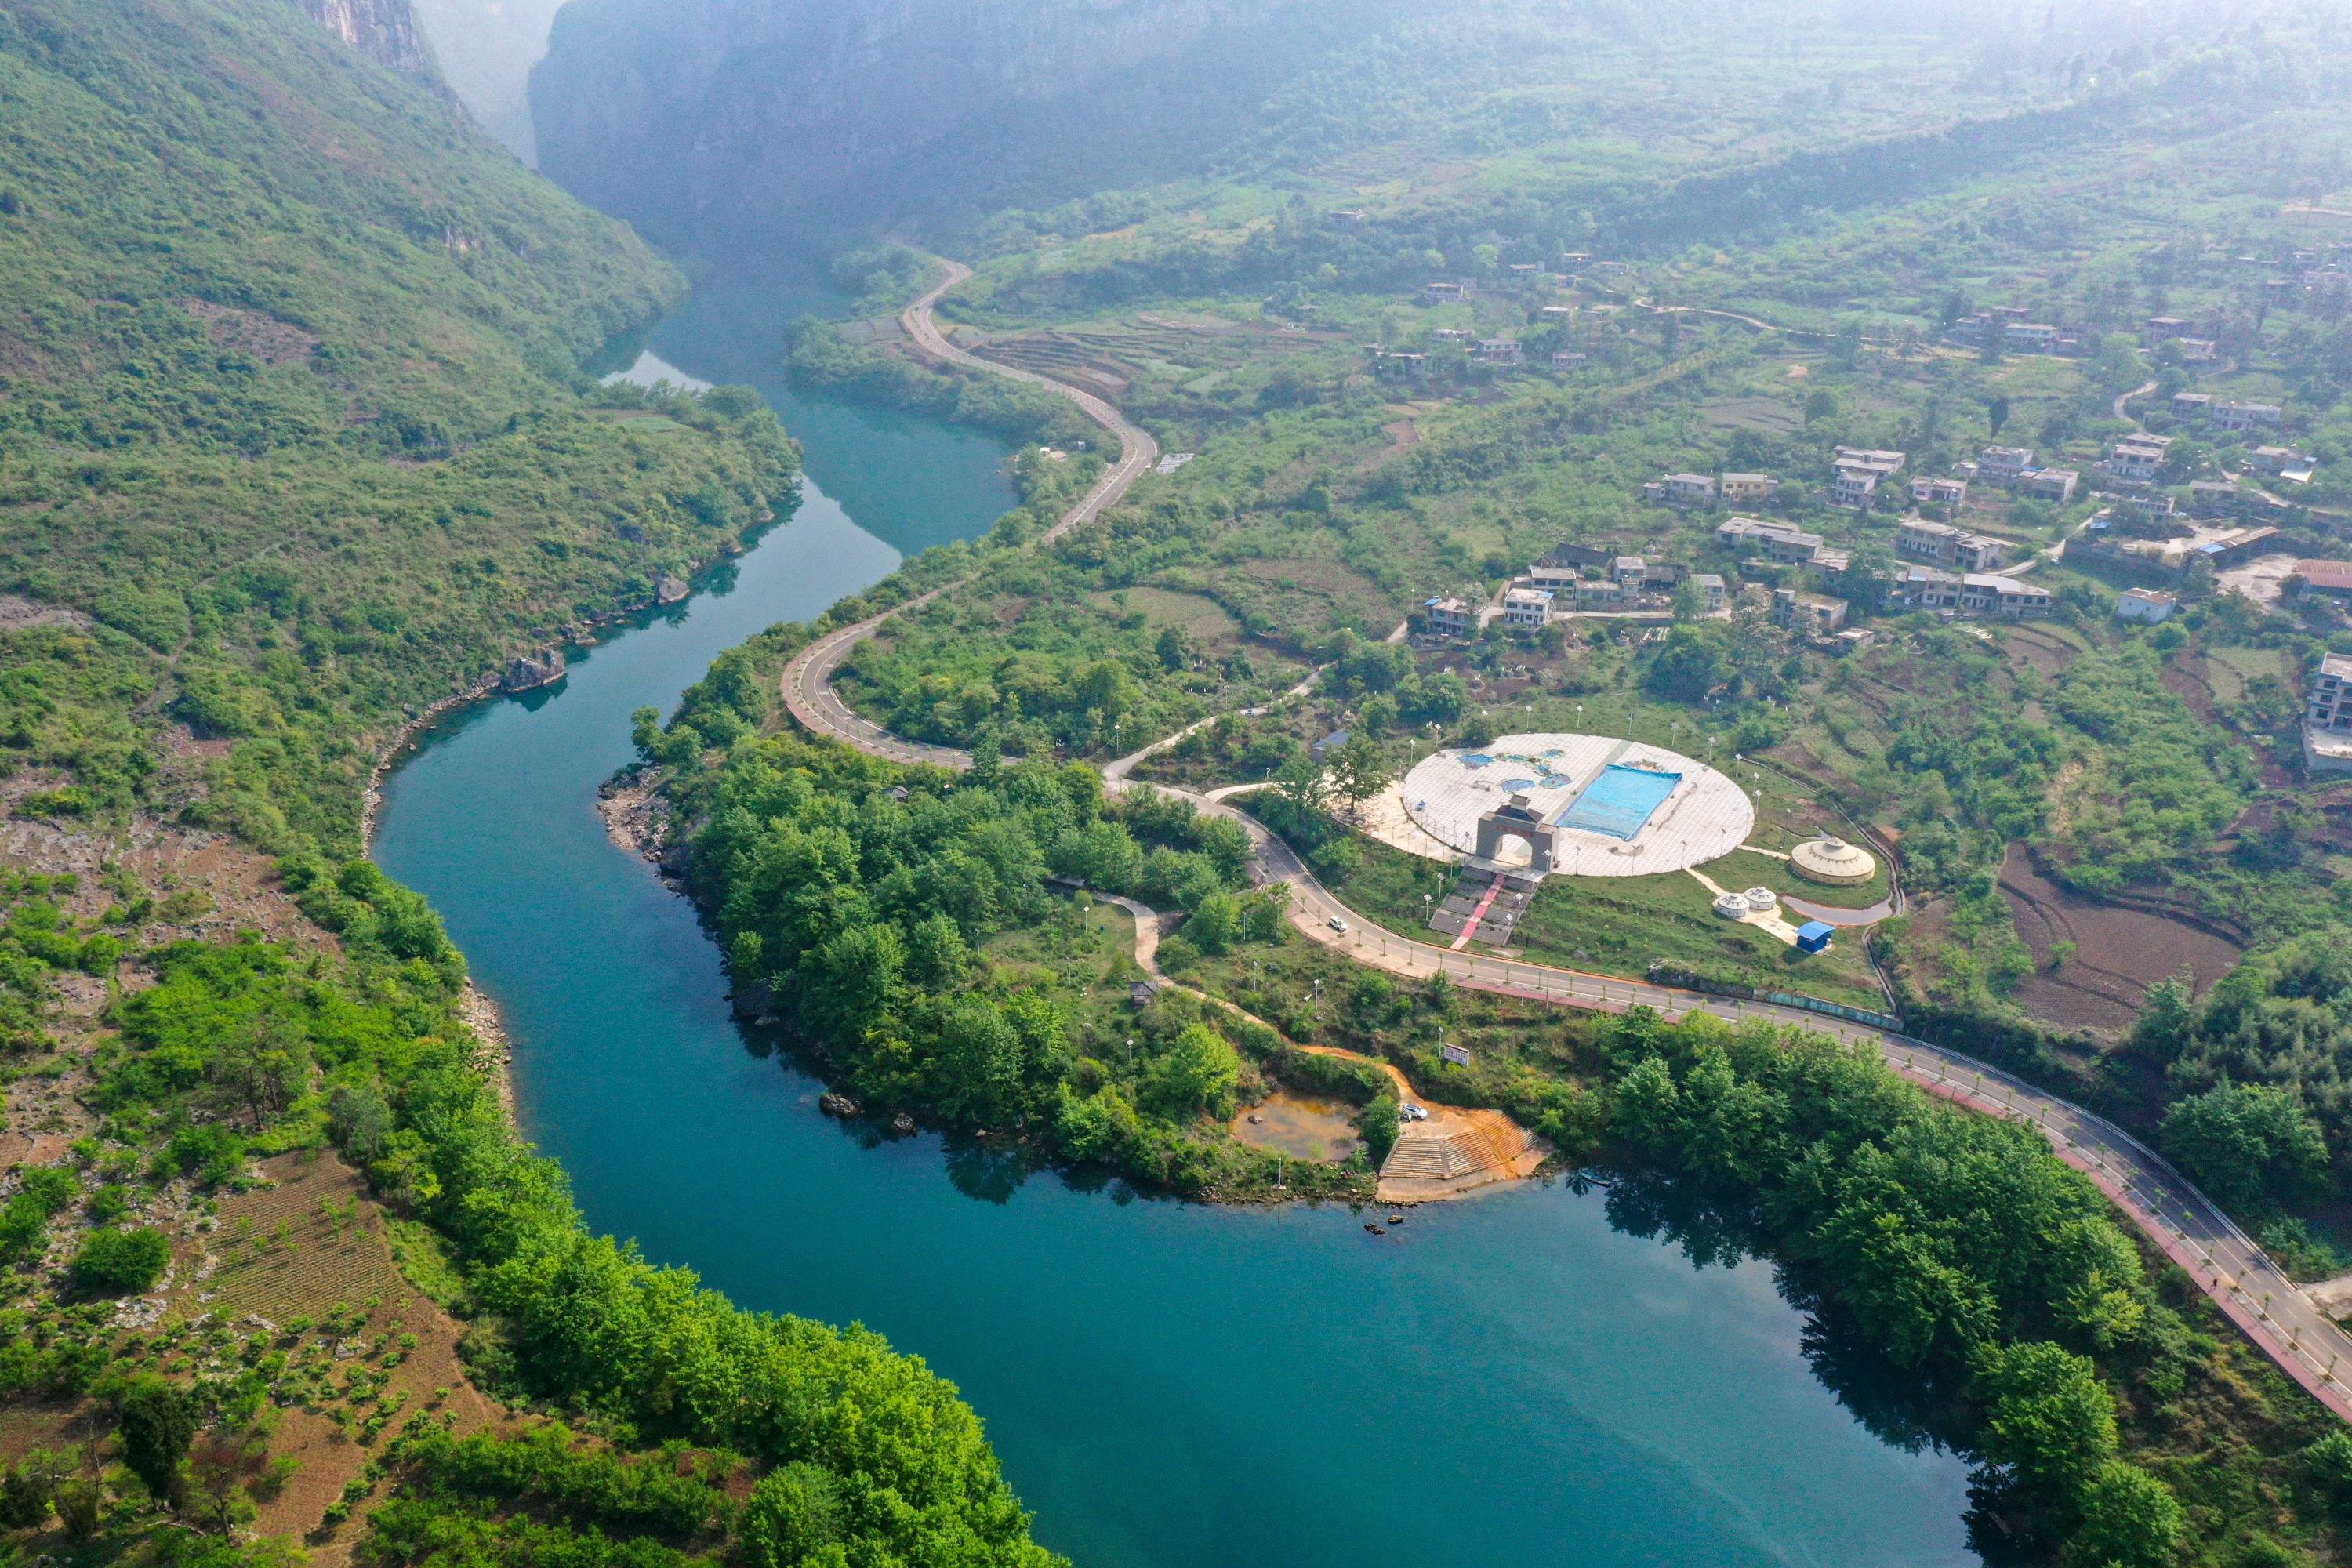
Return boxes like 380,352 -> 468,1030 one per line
2159,1081 -> 2328,1212
115,1377 -> 197,1507
2066,1462 -> 2183,1568
0,1451 -> 61,1528
1329,733 -> 1396,815
1147,1024 -> 1241,1120
71,1228 -> 171,1296
739,1462 -> 845,1568
1974,1340 -> 2117,1504
1643,626 -> 1733,703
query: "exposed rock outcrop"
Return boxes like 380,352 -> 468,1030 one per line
654,573 -> 690,606
298,0 -> 435,72
499,648 -> 566,691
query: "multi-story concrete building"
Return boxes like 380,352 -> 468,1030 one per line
2103,440 -> 2170,485
2307,653 -> 2352,775
1646,472 -> 1720,508
1573,578 -> 1632,608
1422,596 -> 1477,637
1716,517 -> 1824,564
1830,466 -> 1880,509
2212,400 -> 2283,432
1501,588 -> 1555,630
1772,588 -> 1849,635
1898,518 -> 2012,571
1893,568 -> 2053,619
2023,468 -> 2079,503
1834,446 -> 1907,477
1979,445 -> 2036,483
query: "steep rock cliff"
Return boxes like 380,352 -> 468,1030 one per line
298,0 -> 433,71
529,0 -> 1381,242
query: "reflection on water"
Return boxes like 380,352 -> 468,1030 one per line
376,256 -> 1980,1568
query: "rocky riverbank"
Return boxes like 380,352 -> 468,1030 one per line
459,982 -> 518,1123
596,770 -> 673,864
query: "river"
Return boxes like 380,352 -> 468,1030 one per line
371,257 -> 1980,1568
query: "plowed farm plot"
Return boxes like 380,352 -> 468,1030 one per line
1998,848 -> 2244,1034
176,1153 -> 501,1552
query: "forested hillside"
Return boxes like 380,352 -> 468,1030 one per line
0,0 -> 797,855
578,2 -> 2352,1562
0,8 -> 1066,1568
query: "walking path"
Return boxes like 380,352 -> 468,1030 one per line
777,257 -> 2352,1424
1104,888 -> 1543,1201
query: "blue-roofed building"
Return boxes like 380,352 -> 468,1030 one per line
1795,921 -> 1835,955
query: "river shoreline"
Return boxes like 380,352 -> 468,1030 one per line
359,257 -> 1992,1568
596,771 -> 670,863
359,534 -> 775,1130
357,509 -> 777,850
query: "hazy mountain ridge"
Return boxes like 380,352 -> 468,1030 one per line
530,0 -> 1399,242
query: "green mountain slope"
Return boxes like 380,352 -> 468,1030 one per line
0,0 -> 797,851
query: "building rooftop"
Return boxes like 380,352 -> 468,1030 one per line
1718,516 -> 1811,538
2299,561 -> 2352,593
2321,653 -> 2352,681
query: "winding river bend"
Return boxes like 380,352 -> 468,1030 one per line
372,259 -> 1979,1568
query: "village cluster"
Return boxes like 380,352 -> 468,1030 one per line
1396,271 -> 2352,777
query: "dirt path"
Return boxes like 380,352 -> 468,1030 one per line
1103,893 -> 1544,1202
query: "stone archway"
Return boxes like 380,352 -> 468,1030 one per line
1475,796 -> 1557,874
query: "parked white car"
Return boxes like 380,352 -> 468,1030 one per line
1327,916 -> 1348,933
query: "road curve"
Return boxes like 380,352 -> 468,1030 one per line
774,262 -> 2352,1424
779,259 -> 1159,764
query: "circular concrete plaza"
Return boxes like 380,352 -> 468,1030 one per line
1394,732 -> 1755,878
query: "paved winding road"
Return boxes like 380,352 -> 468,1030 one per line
776,258 -> 2352,1424
779,260 -> 1158,764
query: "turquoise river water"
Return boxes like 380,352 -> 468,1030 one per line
371,259 -> 1981,1568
